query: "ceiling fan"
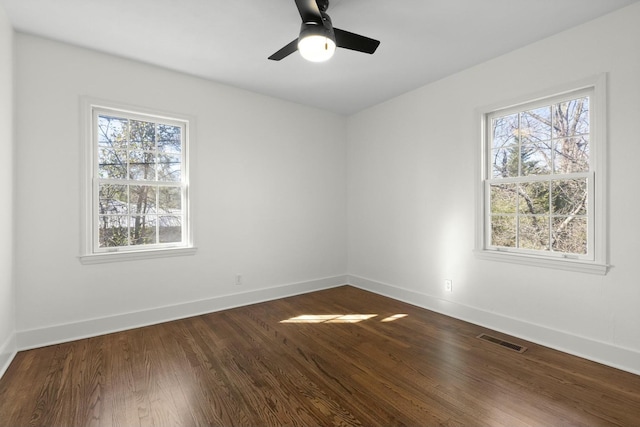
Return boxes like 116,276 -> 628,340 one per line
268,0 -> 380,62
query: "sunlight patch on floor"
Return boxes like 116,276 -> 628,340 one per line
281,314 -> 378,323
381,314 -> 408,322
280,314 -> 408,324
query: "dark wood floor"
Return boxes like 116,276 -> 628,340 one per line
1,286 -> 639,426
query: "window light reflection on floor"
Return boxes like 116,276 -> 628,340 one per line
281,314 -> 376,323
327,314 -> 377,323
381,314 -> 408,322
281,315 -> 343,323
280,314 -> 408,324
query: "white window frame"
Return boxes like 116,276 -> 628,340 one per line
79,99 -> 196,264
474,75 -> 608,274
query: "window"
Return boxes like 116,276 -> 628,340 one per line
476,76 -> 607,274
80,102 -> 195,263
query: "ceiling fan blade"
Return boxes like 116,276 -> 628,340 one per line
268,39 -> 299,61
295,0 -> 323,23
334,28 -> 380,54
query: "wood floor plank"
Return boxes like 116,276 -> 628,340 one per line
108,331 -> 142,427
68,337 -> 103,427
1,286 -> 639,426
0,350 -> 51,425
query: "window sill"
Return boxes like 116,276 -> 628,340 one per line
79,247 -> 197,265
474,249 -> 609,275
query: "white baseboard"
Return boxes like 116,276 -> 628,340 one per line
348,274 -> 640,376
16,275 -> 348,351
0,332 -> 17,380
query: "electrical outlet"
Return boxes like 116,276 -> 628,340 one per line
444,279 -> 453,292
236,274 -> 242,286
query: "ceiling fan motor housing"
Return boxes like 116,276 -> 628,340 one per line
299,12 -> 335,43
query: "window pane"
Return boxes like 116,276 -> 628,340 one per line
490,183 -> 517,214
97,116 -> 128,149
98,148 -> 127,179
130,215 -> 156,246
520,142 -> 552,175
159,216 -> 182,243
482,89 -> 597,263
518,182 -> 549,214
520,106 -> 552,144
491,147 -> 518,178
551,179 -> 587,215
519,216 -> 550,251
552,217 -> 587,254
130,185 -> 156,214
129,151 -> 156,180
554,97 -> 589,137
158,154 -> 182,181
158,124 -> 182,154
129,120 -> 156,150
159,187 -> 182,213
553,136 -> 589,174
93,108 -> 189,253
99,184 -> 127,215
99,215 -> 129,247
491,113 -> 518,149
491,216 -> 516,247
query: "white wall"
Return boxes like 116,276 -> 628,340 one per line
14,34 -> 348,347
348,3 -> 640,373
0,4 -> 15,376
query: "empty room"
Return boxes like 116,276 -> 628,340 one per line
1,0 -> 639,425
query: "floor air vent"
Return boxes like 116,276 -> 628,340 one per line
477,333 -> 527,353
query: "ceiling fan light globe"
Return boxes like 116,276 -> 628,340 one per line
298,35 -> 336,62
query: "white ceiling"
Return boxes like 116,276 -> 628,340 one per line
1,0 -> 638,115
